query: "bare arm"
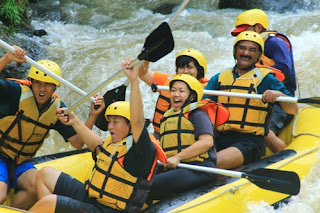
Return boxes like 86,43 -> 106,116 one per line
58,108 -> 103,151
166,133 -> 214,169
262,90 -> 299,115
62,96 -> 105,150
138,61 -> 154,86
122,59 -> 145,143
0,45 -> 26,72
84,95 -> 105,129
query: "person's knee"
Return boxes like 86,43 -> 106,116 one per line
40,194 -> 56,204
31,194 -> 57,213
19,169 -> 38,193
36,167 -> 51,183
216,147 -> 244,169
0,183 -> 8,204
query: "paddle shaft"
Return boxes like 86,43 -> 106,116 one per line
64,0 -> 190,115
158,161 -> 242,178
64,59 -> 140,114
0,39 -> 95,102
168,0 -> 190,26
156,85 -> 299,103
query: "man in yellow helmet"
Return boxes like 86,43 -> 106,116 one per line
31,58 -> 165,213
0,46 -> 104,210
231,9 -> 297,153
139,48 -> 209,139
203,31 -> 298,169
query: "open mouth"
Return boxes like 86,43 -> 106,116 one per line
39,93 -> 46,97
173,99 -> 182,107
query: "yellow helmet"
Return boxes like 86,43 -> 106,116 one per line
169,74 -> 203,102
231,9 -> 269,36
105,101 -> 130,121
27,60 -> 62,87
233,31 -> 264,55
176,49 -> 207,75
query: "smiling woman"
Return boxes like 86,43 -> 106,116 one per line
146,74 -> 218,204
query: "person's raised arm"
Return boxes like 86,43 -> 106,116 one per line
0,45 -> 26,72
138,61 -> 154,86
84,95 -> 105,130
58,101 -> 104,151
122,59 -> 145,143
66,95 -> 105,149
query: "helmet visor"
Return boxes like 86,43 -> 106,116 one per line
231,24 -> 250,36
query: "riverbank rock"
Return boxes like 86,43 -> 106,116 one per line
0,33 -> 47,79
0,1 -> 67,79
152,3 -> 179,15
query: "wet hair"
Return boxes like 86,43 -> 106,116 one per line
175,55 -> 205,80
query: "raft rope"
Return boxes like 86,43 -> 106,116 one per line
292,107 -> 320,138
169,107 -> 320,213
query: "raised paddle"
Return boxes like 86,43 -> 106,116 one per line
63,21 -> 174,115
155,85 -> 320,107
157,162 -> 300,195
0,39 -> 96,102
94,0 -> 191,130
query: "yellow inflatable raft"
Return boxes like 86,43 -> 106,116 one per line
1,107 -> 320,213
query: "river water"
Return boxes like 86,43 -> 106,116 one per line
17,0 -> 320,212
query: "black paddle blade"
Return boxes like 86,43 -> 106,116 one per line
298,97 -> 320,108
242,168 -> 300,195
94,84 -> 127,131
138,22 -> 174,62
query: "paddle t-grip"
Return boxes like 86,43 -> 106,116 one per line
151,83 -> 158,92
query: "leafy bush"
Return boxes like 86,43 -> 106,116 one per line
0,0 -> 27,32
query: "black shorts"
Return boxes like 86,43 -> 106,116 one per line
148,159 -> 216,201
54,172 -> 119,213
269,104 -> 294,136
215,131 -> 265,164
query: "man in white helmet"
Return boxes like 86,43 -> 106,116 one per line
231,9 -> 297,153
0,46 -> 104,210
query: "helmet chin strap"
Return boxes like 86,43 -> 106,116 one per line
181,92 -> 197,109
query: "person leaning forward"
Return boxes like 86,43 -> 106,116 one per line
139,48 -> 209,139
0,46 -> 104,210
231,8 -> 297,153
203,31 -> 298,170
30,58 -> 166,213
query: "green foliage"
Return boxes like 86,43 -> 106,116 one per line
0,0 -> 25,32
